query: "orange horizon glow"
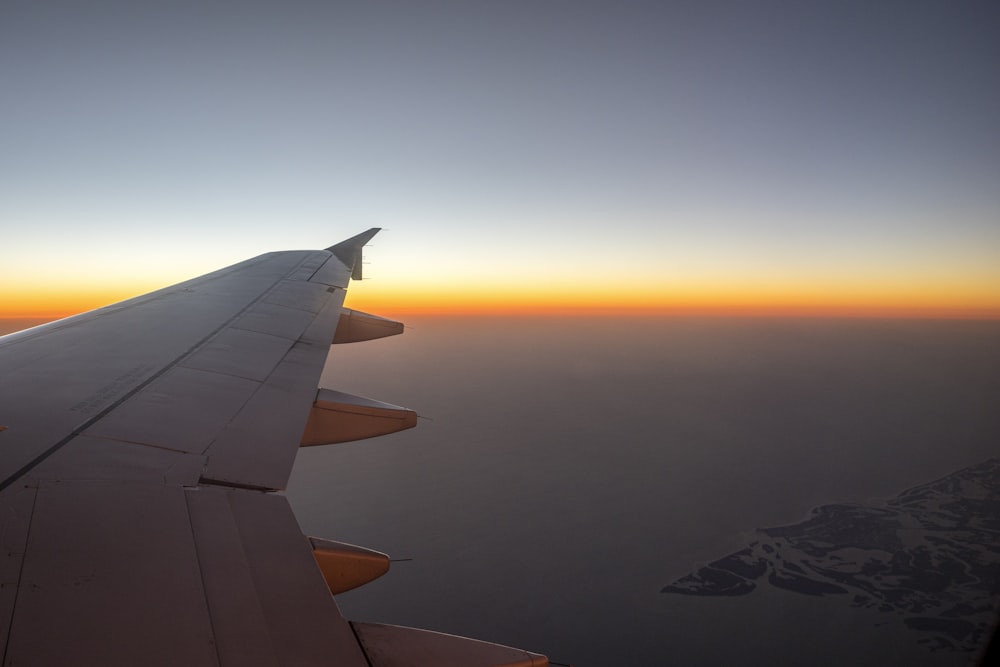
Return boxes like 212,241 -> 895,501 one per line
0,285 -> 166,320
3,283 -> 999,321
337,278 -> 1000,320
349,303 -> 1000,320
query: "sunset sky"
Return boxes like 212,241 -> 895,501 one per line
2,1 -> 999,319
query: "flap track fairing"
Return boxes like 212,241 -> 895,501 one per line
309,537 -> 390,595
332,309 -> 404,344
300,389 -> 417,446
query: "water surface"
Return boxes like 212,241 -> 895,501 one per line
288,316 -> 1000,666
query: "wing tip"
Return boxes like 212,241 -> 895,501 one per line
327,228 -> 381,280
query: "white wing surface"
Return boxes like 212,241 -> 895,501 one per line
0,230 -> 547,666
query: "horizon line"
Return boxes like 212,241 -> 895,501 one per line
4,304 -> 1000,322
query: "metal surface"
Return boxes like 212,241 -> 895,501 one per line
6,482 -> 216,665
0,229 -> 549,665
187,489 -> 368,666
0,250 -> 310,486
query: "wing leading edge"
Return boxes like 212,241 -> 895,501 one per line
0,230 -> 548,666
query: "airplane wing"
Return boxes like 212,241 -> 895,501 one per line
0,230 -> 547,666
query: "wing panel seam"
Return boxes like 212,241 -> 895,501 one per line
198,477 -> 271,492
183,490 -> 225,667
0,485 -> 39,667
0,253 -> 320,493
348,621 -> 376,667
303,251 -> 334,283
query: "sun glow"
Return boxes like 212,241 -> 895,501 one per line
0,281 -> 168,319
3,272 -> 999,322
3,245 -> 998,321
342,275 -> 1000,319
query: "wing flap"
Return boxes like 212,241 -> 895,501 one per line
5,482 -> 217,666
185,487 -> 281,666
211,489 -> 369,666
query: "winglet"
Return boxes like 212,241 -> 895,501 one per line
327,228 -> 381,281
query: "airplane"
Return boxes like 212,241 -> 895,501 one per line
0,229 -> 549,666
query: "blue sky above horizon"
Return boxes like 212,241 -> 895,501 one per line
2,1 -> 999,316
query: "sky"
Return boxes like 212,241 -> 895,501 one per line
2,0 -> 999,318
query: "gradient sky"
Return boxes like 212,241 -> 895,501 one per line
2,1 -> 999,317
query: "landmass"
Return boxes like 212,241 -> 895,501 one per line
662,458 -> 1000,653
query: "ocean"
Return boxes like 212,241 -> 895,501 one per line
287,316 -> 1000,666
